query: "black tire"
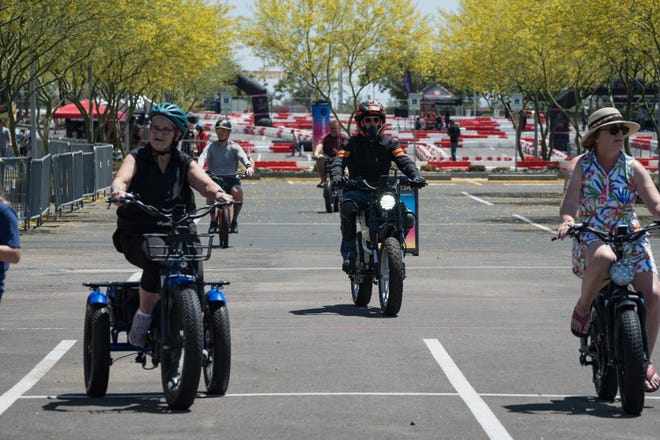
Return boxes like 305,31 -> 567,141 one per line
219,207 -> 230,249
378,237 -> 404,316
83,304 -> 111,397
204,302 -> 231,395
616,308 -> 646,414
323,182 -> 333,213
161,287 -> 203,410
351,273 -> 372,307
590,307 -> 617,401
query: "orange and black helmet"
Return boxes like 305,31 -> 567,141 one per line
355,99 -> 386,137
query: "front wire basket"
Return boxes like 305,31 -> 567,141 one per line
143,233 -> 215,262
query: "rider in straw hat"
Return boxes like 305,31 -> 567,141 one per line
556,106 -> 660,392
579,106 -> 639,150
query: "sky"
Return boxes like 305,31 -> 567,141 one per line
221,0 -> 461,71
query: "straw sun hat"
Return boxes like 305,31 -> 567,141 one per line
580,107 -> 639,149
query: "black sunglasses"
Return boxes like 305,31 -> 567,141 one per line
363,117 -> 380,123
607,124 -> 629,135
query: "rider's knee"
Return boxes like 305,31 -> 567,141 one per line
340,199 -> 358,220
140,268 -> 160,296
591,247 -> 616,268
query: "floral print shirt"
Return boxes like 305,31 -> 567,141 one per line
572,151 -> 656,277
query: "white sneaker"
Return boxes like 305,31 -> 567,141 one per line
128,311 -> 152,347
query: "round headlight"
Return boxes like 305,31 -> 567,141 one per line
379,193 -> 396,211
610,259 -> 636,286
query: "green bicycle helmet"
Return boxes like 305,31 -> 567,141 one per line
150,102 -> 189,137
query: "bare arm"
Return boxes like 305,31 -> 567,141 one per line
0,245 -> 20,264
313,142 -> 323,159
633,160 -> 660,220
109,154 -> 137,200
236,146 -> 254,177
556,156 -> 583,238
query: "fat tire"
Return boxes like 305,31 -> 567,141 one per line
161,286 -> 203,410
219,207 -> 230,249
83,304 -> 111,397
590,306 -> 617,401
204,302 -> 231,395
323,182 -> 333,213
351,273 -> 372,307
379,237 -> 404,316
616,308 -> 646,414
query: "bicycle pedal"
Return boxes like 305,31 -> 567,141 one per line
578,352 -> 593,366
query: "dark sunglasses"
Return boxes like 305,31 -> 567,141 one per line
363,117 -> 380,123
607,124 -> 629,135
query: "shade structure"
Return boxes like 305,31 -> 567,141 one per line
420,83 -> 462,106
53,99 -> 125,120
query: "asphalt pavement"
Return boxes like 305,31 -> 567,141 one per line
1,177 -> 659,439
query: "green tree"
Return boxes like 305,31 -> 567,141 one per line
243,0 -> 431,133
0,0 -> 103,154
50,0 -> 238,151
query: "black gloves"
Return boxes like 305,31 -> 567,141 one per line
411,176 -> 427,187
332,176 -> 349,188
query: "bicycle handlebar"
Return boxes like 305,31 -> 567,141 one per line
337,175 -> 426,190
553,221 -> 660,242
108,193 -> 232,224
206,170 -> 246,181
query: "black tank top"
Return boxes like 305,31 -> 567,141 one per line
116,144 -> 195,232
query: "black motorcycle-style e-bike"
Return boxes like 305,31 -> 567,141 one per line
557,221 -> 660,414
83,194 -> 231,410
339,172 -> 425,316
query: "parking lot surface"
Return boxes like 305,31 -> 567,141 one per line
1,177 -> 659,439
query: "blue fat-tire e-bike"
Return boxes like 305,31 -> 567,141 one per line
83,194 -> 232,410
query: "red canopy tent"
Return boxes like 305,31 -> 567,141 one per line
53,99 -> 125,120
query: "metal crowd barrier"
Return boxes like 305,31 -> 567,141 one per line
0,141 -> 114,230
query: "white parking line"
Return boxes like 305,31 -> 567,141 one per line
461,191 -> 494,206
0,340 -> 76,416
61,265 -> 568,275
21,391 -> 660,400
424,338 -> 513,440
512,214 -> 554,233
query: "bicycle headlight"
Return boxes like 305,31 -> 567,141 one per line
610,259 -> 636,286
378,193 -> 396,211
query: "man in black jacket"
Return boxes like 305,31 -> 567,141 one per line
447,120 -> 461,161
330,100 -> 425,273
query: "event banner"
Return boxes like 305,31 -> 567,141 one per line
399,187 -> 419,255
312,101 -> 331,147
